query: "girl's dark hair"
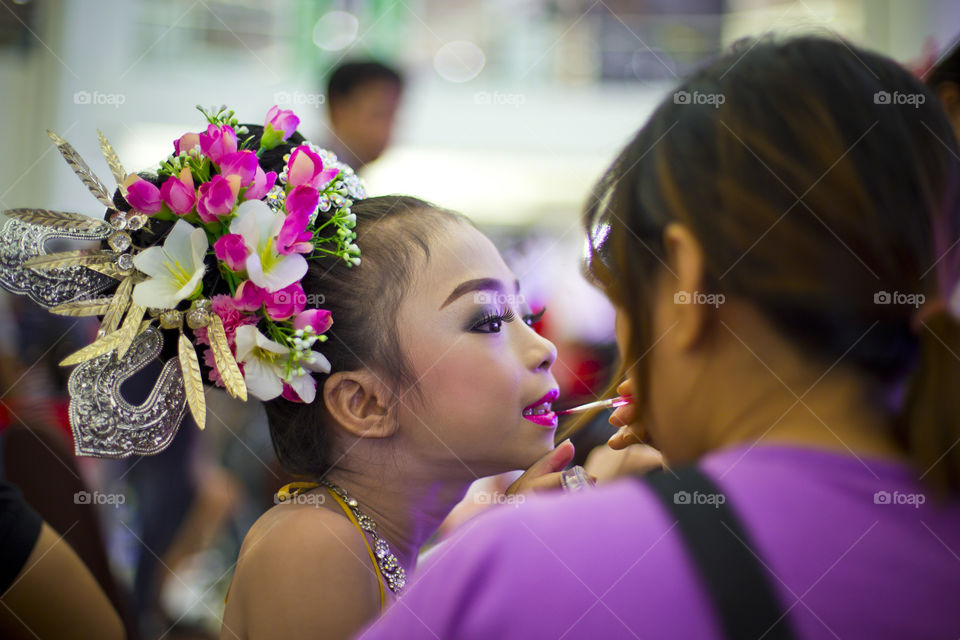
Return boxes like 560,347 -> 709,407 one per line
584,35 -> 960,496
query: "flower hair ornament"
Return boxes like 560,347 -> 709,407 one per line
0,105 -> 364,458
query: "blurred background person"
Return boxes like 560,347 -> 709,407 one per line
321,60 -> 404,172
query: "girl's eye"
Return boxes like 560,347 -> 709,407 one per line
469,308 -> 518,334
523,307 -> 546,327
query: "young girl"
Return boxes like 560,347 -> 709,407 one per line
358,35 -> 960,639
218,190 -> 574,639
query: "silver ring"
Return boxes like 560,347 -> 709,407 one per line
559,465 -> 593,493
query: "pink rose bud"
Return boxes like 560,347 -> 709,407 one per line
123,175 -> 162,215
234,280 -> 266,311
293,308 -> 333,334
199,124 -> 238,164
244,167 -> 277,201
173,132 -> 201,156
160,169 -> 196,216
264,283 -> 307,321
218,150 -> 259,187
214,234 -> 249,271
196,175 -> 239,222
261,106 -> 300,151
287,145 -> 340,190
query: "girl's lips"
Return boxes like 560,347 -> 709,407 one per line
522,389 -> 559,427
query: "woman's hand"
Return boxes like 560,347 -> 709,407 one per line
584,443 -> 663,482
606,378 -> 646,450
506,440 -> 581,494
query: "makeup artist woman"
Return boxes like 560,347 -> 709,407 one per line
359,35 -> 960,640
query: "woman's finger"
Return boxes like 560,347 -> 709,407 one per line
506,440 -> 575,494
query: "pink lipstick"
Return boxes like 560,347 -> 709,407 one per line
522,389 -> 559,427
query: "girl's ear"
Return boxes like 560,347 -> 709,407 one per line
322,370 -> 398,439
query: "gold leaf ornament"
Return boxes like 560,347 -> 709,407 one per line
47,130 -> 115,210
3,208 -> 110,233
178,332 -> 206,430
208,314 -> 247,401
97,129 -> 127,197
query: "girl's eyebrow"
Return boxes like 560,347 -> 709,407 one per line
439,277 -> 520,309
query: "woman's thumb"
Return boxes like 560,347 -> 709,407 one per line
528,439 -> 575,477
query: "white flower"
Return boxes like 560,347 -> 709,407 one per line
234,325 -> 330,402
131,219 -> 208,309
230,199 -> 307,292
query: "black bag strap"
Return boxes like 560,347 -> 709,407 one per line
641,466 -> 798,640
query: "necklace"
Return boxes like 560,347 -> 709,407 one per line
320,479 -> 406,595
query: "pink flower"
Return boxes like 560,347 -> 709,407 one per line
261,106 -> 300,151
284,184 -> 319,220
196,175 -> 240,222
286,146 -> 339,191
244,166 -> 277,201
293,308 -> 332,334
123,175 -> 162,215
264,282 -> 306,320
160,168 -> 196,216
218,150 -> 259,187
233,280 -> 266,311
281,380 -> 312,403
211,294 -> 258,339
277,186 -> 317,255
174,132 -> 201,156
199,124 -> 237,164
214,234 -> 248,271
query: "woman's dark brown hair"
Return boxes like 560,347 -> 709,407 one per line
584,35 -> 960,496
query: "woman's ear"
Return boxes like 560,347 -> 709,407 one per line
322,370 -> 398,439
661,222 -> 710,351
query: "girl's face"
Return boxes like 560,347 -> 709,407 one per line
394,222 -> 559,478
